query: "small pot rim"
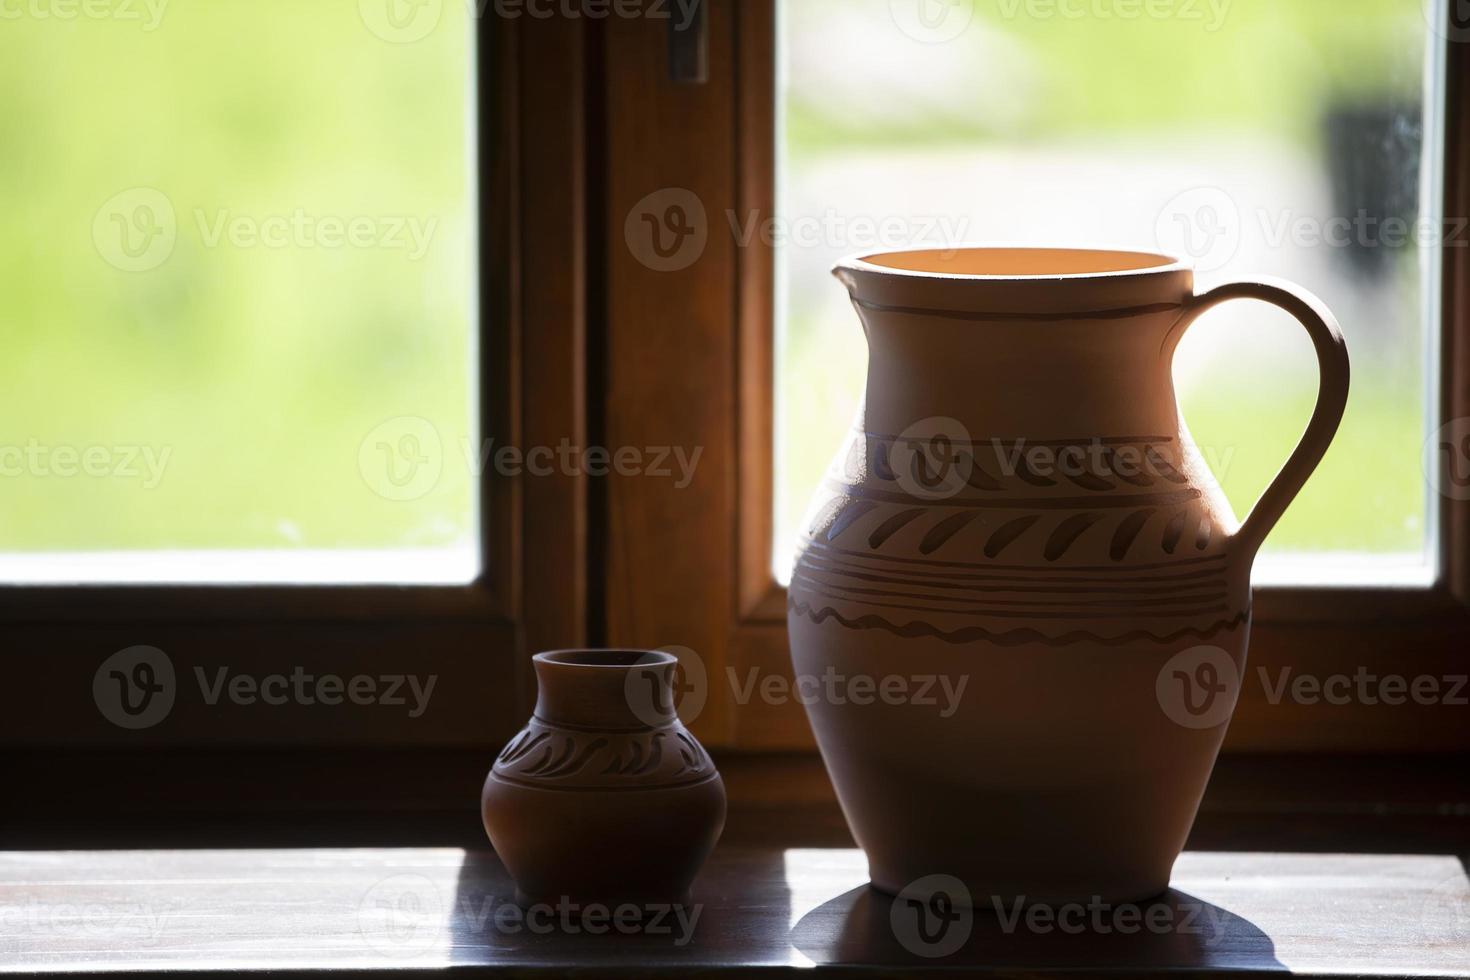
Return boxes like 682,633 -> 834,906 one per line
533,648 -> 677,669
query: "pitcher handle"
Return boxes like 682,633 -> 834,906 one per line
1166,277 -> 1351,559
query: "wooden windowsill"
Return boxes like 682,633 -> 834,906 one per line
3,752 -> 1466,976
2,844 -> 1466,976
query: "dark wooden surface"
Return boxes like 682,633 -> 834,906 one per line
0,844 -> 1465,977
2,752 -> 1466,975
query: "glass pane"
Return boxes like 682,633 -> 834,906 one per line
776,0 -> 1436,585
0,0 -> 475,583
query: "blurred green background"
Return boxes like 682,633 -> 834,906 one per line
778,0 -> 1431,576
0,0 -> 473,563
0,0 -> 1434,580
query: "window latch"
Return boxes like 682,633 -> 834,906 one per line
667,0 -> 707,85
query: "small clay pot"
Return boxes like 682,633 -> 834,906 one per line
481,649 -> 726,907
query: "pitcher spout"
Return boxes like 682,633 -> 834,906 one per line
834,247 -> 1195,443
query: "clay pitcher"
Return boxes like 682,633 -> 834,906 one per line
787,247 -> 1349,906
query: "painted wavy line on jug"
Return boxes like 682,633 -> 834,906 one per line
797,554 -> 1230,599
787,596 -> 1249,648
792,578 -> 1231,622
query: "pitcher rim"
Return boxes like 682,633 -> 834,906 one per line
834,245 -> 1190,283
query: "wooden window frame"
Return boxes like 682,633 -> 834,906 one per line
3,14 -> 589,752
9,1 -> 1465,772
603,0 -> 1470,753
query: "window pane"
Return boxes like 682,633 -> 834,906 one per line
0,0 -> 475,583
776,0 -> 1434,585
